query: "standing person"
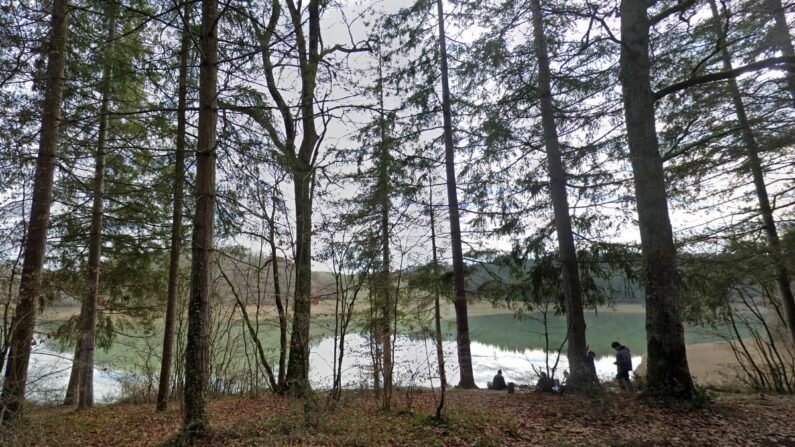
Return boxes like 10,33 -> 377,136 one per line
611,341 -> 634,391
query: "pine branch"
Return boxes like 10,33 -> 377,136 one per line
649,0 -> 697,25
655,56 -> 795,100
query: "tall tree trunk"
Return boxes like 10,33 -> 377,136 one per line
157,3 -> 191,412
284,0 -> 322,398
529,0 -> 592,388
62,339 -> 81,405
183,0 -> 217,436
268,201 -> 287,391
369,291 -> 382,400
710,0 -> 795,345
429,179 -> 446,419
767,0 -> 795,107
76,5 -> 116,410
286,171 -> 313,396
253,3 -> 288,393
250,2 -> 290,392
377,52 -> 393,409
435,0 -> 476,389
380,174 -> 392,409
619,0 -> 694,399
0,0 -> 70,422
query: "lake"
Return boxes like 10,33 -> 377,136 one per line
19,304 -> 729,402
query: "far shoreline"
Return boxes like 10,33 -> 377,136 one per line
40,299 -> 649,321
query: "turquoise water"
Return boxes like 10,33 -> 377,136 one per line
445,311 -> 727,357
23,307 -> 736,400
35,307 -> 730,372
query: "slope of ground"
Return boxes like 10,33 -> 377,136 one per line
2,389 -> 794,446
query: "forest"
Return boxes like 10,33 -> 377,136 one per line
0,0 -> 795,445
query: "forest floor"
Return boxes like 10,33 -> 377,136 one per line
2,388 -> 794,446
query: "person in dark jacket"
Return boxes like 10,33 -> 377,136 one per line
585,351 -> 599,383
535,371 -> 554,393
490,369 -> 507,390
611,341 -> 634,391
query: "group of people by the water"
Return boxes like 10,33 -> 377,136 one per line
487,341 -> 634,393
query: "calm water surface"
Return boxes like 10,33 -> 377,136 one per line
20,308 -> 726,401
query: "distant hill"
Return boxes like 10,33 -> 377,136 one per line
41,255 -> 641,309
41,256 -> 340,308
464,261 -> 643,304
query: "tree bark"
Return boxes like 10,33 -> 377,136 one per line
286,170 -> 313,396
268,201 -> 287,391
0,0 -> 70,422
529,0 -> 593,388
619,0 -> 694,399
370,293 -> 382,400
766,0 -> 795,107
435,0 -> 476,389
157,2 -> 191,412
75,5 -> 116,410
62,339 -> 81,405
710,0 -> 795,345
377,53 -> 393,409
429,180 -> 446,419
183,0 -> 217,436
284,0 -> 321,398
253,2 -> 289,393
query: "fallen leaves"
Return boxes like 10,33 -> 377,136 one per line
1,390 -> 794,446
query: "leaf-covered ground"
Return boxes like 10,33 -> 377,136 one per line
2,389 -> 794,446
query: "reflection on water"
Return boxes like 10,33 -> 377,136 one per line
20,308 -> 722,402
20,333 -> 640,402
17,344 -> 123,403
308,333 -> 640,390
448,311 -> 726,357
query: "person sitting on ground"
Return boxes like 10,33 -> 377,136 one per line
489,369 -> 507,390
612,341 -> 634,392
535,371 -> 555,393
586,351 -> 598,379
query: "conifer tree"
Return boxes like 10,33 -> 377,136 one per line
529,0 -> 594,388
434,0 -> 476,389
619,0 -> 694,398
183,0 -> 218,436
73,2 -> 117,409
0,0 -> 70,422
382,0 -> 478,390
702,0 -> 795,345
157,1 -> 192,412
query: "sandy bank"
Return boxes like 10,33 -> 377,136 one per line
634,341 -> 741,386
